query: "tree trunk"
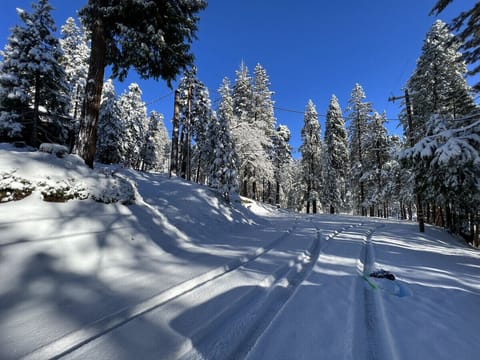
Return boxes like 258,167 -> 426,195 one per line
446,204 -> 452,231
32,72 -> 40,147
75,3 -> 107,168
474,212 -> 480,247
275,180 -> 280,206
330,205 -> 335,214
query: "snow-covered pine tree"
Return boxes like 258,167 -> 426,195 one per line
322,95 -> 349,214
96,79 -> 123,164
207,80 -> 239,202
363,111 -> 391,217
300,100 -> 322,214
232,61 -> 254,127
60,17 -> 90,122
384,135 -> 416,221
76,0 -> 206,168
141,110 -> 170,172
231,62 -> 274,201
0,0 -> 70,146
117,83 -> 148,170
253,63 -> 276,202
282,159 -> 303,211
253,64 -> 276,137
402,20 -> 479,235
176,67 -> 213,181
406,20 -> 476,140
272,124 -> 293,207
431,1 -> 480,91
401,113 -> 480,238
346,83 -> 372,216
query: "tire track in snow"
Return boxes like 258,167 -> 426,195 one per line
211,220 -> 325,359
22,220 -> 300,360
359,224 -> 399,360
238,221 -> 368,360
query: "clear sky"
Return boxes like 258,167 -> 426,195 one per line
0,0 -> 478,157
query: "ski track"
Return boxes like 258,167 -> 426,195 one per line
358,224 -> 399,360
244,221 -> 399,360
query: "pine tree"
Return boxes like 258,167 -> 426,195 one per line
363,112 -> 391,216
300,100 -> 322,214
60,17 -> 90,122
96,79 -> 123,164
0,0 -> 70,146
76,0 -> 206,168
272,124 -> 293,207
232,61 -> 254,126
346,83 -> 372,216
253,63 -> 276,202
231,62 -> 275,201
176,67 -> 213,181
431,1 -> 480,90
322,95 -> 349,214
406,20 -> 476,140
118,83 -> 148,169
207,82 -> 239,202
253,63 -> 276,140
141,110 -> 170,172
402,19 -> 479,237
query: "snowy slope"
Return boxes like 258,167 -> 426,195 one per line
1,144 -> 480,360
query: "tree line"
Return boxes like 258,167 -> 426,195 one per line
0,0 -> 478,244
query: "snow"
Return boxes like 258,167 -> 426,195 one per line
1,143 -> 480,360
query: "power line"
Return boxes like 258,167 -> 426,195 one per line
273,106 -> 304,115
145,91 -> 174,106
273,105 -> 402,122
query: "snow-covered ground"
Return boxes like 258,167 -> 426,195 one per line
1,143 -> 479,360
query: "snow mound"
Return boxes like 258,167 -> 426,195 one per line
0,143 -> 135,204
240,196 -> 285,217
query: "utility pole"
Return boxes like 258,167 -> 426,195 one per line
169,89 -> 180,177
388,89 -> 425,232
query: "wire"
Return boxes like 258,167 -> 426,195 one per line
145,91 -> 174,106
273,105 -> 402,122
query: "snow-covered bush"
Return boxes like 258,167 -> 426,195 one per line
39,143 -> 69,158
0,172 -> 34,202
37,178 -> 88,202
90,176 -> 136,205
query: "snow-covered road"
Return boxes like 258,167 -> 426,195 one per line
4,213 -> 478,360
1,146 -> 480,360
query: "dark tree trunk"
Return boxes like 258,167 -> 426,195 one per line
330,205 -> 335,214
241,179 -> 248,197
75,3 -> 107,168
275,180 -> 280,206
195,151 -> 202,183
179,125 -> 187,179
446,204 -> 452,231
32,72 -> 40,147
262,178 -> 266,203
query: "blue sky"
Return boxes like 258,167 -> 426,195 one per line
0,0 -> 478,156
